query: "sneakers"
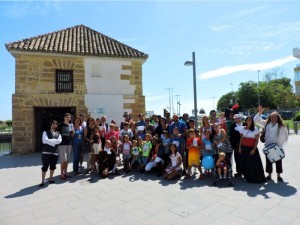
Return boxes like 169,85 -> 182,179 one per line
219,175 -> 223,180
266,175 -> 272,181
234,173 -> 242,177
112,169 -> 120,175
277,176 -> 284,182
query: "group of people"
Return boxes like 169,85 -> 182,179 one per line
39,106 -> 289,187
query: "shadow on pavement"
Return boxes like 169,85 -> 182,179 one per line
5,184 -> 46,198
233,178 -> 297,198
0,153 -> 41,169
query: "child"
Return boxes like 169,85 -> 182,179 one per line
171,127 -> 184,172
129,140 -> 142,170
185,129 -> 205,179
119,134 -> 132,173
162,130 -> 171,157
164,144 -> 182,180
90,125 -> 102,173
141,133 -> 152,173
219,112 -> 227,131
201,129 -> 213,176
216,152 -> 228,179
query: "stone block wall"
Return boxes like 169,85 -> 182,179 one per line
12,54 -> 87,155
121,61 -> 146,120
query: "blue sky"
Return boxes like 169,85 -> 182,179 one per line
1,0 -> 300,120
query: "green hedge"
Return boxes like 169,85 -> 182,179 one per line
293,111 -> 300,121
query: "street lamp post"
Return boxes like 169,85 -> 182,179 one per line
184,52 -> 198,128
175,94 -> 180,115
165,88 -> 171,115
211,97 -> 216,110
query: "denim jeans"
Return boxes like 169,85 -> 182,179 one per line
73,142 -> 82,172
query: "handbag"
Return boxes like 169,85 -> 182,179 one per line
82,141 -> 92,153
260,124 -> 267,143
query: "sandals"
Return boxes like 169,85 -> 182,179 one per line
199,174 -> 206,179
48,180 -> 55,184
39,183 -> 45,187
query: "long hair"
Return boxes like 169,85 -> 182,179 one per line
169,143 -> 178,156
266,111 -> 285,127
245,115 -> 255,131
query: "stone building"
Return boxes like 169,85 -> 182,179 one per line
6,24 -> 148,154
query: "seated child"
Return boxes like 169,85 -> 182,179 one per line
216,152 -> 228,179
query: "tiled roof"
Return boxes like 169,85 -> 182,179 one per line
5,24 -> 148,59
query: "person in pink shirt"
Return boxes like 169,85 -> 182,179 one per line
105,124 -> 119,141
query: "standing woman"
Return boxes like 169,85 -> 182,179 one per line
239,115 -> 266,183
84,117 -> 95,173
254,106 -> 288,182
72,117 -> 84,175
39,120 -> 62,187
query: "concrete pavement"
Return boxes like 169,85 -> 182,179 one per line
0,135 -> 299,225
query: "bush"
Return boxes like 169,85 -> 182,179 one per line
293,111 -> 300,121
5,120 -> 12,126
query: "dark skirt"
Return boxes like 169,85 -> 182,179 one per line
240,145 -> 267,184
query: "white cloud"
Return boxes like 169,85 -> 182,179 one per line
199,56 -> 297,80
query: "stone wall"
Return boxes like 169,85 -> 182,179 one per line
12,54 -> 87,155
121,61 -> 146,120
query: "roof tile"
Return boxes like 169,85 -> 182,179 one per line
6,24 -> 148,59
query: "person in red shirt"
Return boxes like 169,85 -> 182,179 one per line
105,124 -> 119,141
185,129 -> 205,179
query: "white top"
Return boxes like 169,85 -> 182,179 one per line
42,131 -> 62,147
169,152 -> 182,171
239,127 -> 259,138
254,113 -> 289,148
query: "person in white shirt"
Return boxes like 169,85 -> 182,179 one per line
254,105 -> 288,182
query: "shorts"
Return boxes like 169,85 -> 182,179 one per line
92,143 -> 101,154
41,153 -> 58,172
58,145 -> 72,162
123,154 -> 131,160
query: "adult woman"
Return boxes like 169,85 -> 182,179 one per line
72,117 -> 84,175
239,115 -> 266,183
153,117 -> 169,140
254,106 -> 288,182
83,117 -> 95,173
212,123 -> 232,155
39,120 -> 62,187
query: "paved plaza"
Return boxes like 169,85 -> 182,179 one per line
1,135 -> 299,225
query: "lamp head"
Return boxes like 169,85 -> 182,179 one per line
184,61 -> 193,66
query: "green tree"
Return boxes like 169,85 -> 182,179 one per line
236,81 -> 258,110
217,92 -> 236,111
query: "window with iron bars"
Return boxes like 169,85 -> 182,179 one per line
56,70 -> 73,93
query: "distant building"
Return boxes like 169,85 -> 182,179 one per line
293,48 -> 300,99
6,25 -> 148,154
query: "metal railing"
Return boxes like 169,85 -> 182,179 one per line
0,133 -> 12,156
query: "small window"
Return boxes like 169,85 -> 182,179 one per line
56,70 -> 73,93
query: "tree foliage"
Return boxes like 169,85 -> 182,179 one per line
217,74 -> 299,111
217,92 -> 236,111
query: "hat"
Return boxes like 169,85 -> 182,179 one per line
233,114 -> 242,119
